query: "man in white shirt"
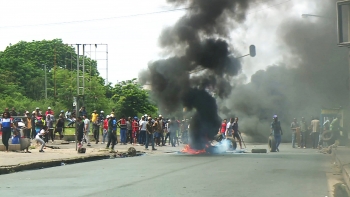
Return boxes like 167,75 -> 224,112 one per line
139,116 -> 147,145
83,115 -> 91,146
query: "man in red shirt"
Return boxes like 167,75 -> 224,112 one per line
132,117 -> 139,145
220,119 -> 227,138
102,115 -> 109,144
45,107 -> 54,116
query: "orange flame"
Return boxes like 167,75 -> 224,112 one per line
181,144 -> 207,154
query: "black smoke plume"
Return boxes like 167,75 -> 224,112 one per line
219,0 -> 349,142
140,0 -> 254,149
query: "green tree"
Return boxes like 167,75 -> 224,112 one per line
111,79 -> 157,118
0,39 -> 100,100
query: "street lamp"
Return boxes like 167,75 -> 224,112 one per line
301,14 -> 326,18
189,45 -> 256,74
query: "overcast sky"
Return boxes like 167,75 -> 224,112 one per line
0,0 -> 315,85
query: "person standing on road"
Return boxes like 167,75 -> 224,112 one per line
169,117 -> 179,147
310,117 -> 320,149
271,115 -> 283,152
55,116 -> 64,140
35,125 -> 48,152
290,118 -> 299,148
106,115 -> 117,152
118,116 -> 127,145
132,117 -> 139,145
46,114 -> 54,143
126,117 -> 132,144
99,111 -> 105,140
77,117 -> 84,147
232,117 -> 243,149
102,115 -> 109,144
31,111 -> 36,139
91,110 -> 99,144
139,116 -> 147,146
24,111 -> 32,139
299,117 -> 308,149
145,117 -> 156,150
83,115 -> 91,146
0,112 -> 15,152
220,119 -> 227,138
153,118 -> 161,146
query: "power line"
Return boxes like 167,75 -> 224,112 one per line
1,0 -> 293,29
0,7 -> 194,29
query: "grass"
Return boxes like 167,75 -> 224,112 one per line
64,127 -> 120,135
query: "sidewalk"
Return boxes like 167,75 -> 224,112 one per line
0,140 -> 184,175
333,146 -> 350,191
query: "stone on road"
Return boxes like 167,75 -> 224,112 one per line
0,144 -> 330,197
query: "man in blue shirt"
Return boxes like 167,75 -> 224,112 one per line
271,115 -> 283,152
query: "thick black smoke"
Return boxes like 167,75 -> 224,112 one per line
220,0 -> 349,142
140,0 -> 254,149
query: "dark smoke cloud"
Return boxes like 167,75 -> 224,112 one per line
140,0 -> 254,149
220,0 -> 348,142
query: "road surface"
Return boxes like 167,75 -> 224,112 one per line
0,144 -> 331,197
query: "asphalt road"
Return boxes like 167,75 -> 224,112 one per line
0,144 -> 331,197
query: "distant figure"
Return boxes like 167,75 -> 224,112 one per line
330,115 -> 342,147
290,118 -> 299,148
271,115 -> 283,152
310,117 -> 320,149
299,117 -> 308,149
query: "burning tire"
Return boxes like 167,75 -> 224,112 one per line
268,136 -> 277,152
322,130 -> 334,142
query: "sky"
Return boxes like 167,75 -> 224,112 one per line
0,0 -> 315,85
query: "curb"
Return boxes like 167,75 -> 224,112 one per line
0,154 -> 110,175
334,149 -> 350,192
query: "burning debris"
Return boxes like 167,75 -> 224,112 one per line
140,0 -> 255,150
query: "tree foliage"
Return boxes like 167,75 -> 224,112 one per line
111,79 -> 157,117
0,39 -> 158,117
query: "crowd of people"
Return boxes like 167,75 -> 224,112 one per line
77,112 -> 191,153
0,106 -> 194,153
289,115 -> 342,150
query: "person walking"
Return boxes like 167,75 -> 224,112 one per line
299,117 -> 308,148
83,115 -> 91,146
271,115 -> 283,152
0,112 -> 15,152
290,118 -> 299,148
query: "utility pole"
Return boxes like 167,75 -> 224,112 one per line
75,44 -> 80,151
44,65 -> 47,99
54,47 -> 57,98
